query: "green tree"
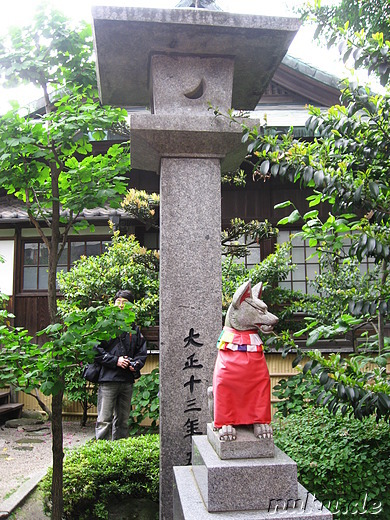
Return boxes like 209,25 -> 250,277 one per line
301,0 -> 390,43
0,7 -> 130,519
57,232 -> 159,427
301,1 -> 390,86
241,36 -> 390,420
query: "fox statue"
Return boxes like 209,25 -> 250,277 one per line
209,280 -> 278,441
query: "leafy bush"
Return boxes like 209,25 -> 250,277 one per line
273,407 -> 390,518
222,242 -> 295,306
64,365 -> 98,426
221,242 -> 303,327
41,434 -> 159,520
121,188 -> 160,229
57,231 -> 159,326
249,241 -> 294,288
272,372 -> 317,417
129,368 -> 159,435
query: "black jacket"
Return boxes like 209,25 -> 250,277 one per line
94,327 -> 147,383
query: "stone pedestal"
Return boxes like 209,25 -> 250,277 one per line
173,432 -> 332,519
174,467 -> 333,519
193,435 -> 298,512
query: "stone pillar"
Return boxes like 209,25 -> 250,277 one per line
92,7 -> 301,519
132,53 -> 248,518
159,156 -> 222,515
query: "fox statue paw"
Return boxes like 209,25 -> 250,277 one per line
254,423 -> 273,439
219,425 -> 237,441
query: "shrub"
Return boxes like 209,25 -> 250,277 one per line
63,364 -> 98,427
273,407 -> 390,518
129,368 -> 159,435
272,372 -> 317,417
41,434 -> 159,520
57,232 -> 159,326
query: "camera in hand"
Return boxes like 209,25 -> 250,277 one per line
128,359 -> 139,370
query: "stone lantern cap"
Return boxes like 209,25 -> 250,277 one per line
92,6 -> 301,110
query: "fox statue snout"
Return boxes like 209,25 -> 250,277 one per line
210,280 -> 278,442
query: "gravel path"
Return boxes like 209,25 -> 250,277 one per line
0,419 -> 95,505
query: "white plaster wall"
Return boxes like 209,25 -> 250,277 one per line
0,240 -> 15,295
21,225 -> 112,237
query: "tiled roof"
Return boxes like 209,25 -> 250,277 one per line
282,55 -> 340,90
0,195 -> 126,223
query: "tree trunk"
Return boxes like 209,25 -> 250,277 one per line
51,390 -> 64,520
47,167 -> 63,519
378,259 -> 388,354
47,228 -> 59,325
81,398 -> 88,427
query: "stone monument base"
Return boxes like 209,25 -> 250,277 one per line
173,466 -> 332,519
173,430 -> 332,519
193,436 -> 297,512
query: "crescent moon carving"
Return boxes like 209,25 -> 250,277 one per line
184,78 -> 205,100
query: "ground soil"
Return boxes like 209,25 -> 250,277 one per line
0,419 -> 95,518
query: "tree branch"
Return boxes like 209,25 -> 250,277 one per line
57,210 -> 82,263
25,188 -> 51,250
30,186 -> 52,229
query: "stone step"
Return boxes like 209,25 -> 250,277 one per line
192,435 -> 298,513
0,402 -> 23,420
174,465 -> 333,519
0,390 -> 10,401
5,417 -> 44,428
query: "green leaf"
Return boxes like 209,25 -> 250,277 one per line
314,170 -> 324,187
274,201 -> 293,209
287,210 -> 301,224
335,223 -> 350,233
303,210 -> 319,221
260,160 -> 270,175
303,166 -> 313,183
369,181 -> 380,198
366,237 -> 376,253
292,354 -> 303,368
353,184 -> 363,203
306,330 -> 321,347
277,216 -> 290,225
378,393 -> 390,410
319,372 -> 329,385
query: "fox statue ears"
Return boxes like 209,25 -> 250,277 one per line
232,280 -> 263,309
252,281 -> 263,299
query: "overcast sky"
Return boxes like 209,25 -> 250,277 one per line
1,0 -> 304,27
0,0 -> 346,113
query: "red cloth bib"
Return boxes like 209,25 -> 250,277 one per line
213,346 -> 271,428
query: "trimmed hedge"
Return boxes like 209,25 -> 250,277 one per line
273,407 -> 390,519
41,434 -> 159,520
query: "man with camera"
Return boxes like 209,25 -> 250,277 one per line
94,290 -> 147,440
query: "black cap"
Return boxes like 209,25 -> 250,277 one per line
114,290 -> 135,303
